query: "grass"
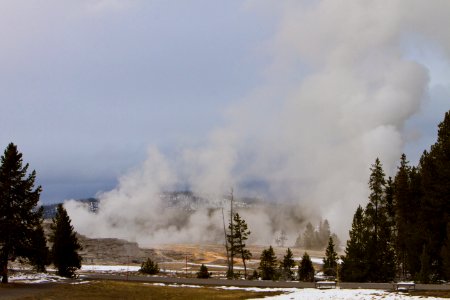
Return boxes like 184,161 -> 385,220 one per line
4,280 -> 283,300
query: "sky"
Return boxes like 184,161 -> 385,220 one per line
1,1 -> 450,242
0,1 -> 276,202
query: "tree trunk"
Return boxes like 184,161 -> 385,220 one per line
1,262 -> 8,284
242,257 -> 247,279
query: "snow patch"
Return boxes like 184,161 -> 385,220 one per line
9,272 -> 76,284
80,265 -> 141,272
249,288 -> 446,300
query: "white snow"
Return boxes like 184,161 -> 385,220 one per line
80,265 -> 141,272
9,272 -> 72,284
247,288 -> 446,300
214,286 -> 446,299
310,257 -> 324,265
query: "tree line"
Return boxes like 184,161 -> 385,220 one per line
341,110 -> 450,283
0,143 -> 82,283
294,219 -> 340,251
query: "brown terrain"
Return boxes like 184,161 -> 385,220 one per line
77,234 -> 328,277
40,220 -> 329,277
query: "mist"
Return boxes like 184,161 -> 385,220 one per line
66,0 -> 450,246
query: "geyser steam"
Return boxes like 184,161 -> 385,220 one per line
66,0 -> 450,245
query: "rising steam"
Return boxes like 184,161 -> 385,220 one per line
66,0 -> 450,245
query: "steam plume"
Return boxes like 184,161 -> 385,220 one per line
66,0 -> 450,245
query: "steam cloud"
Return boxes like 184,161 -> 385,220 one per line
66,0 -> 450,246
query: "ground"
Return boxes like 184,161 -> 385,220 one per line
4,236 -> 449,299
76,236 -> 328,277
0,280 -> 282,300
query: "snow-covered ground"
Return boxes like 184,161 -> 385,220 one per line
219,286 -> 446,300
248,288 -> 446,300
81,265 -> 141,273
8,272 -> 84,284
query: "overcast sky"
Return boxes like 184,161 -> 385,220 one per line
0,1 -> 449,204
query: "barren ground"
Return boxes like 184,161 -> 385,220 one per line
76,234 -> 329,277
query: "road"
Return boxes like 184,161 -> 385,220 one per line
83,273 -> 450,291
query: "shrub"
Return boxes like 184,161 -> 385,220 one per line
140,258 -> 159,275
196,264 -> 211,279
248,269 -> 259,280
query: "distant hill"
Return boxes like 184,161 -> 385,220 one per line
41,192 -> 261,219
42,198 -> 99,219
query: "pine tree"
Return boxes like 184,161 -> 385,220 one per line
323,237 -> 338,276
340,206 -> 369,282
140,258 -> 159,275
364,158 -> 396,282
298,252 -> 315,282
227,213 -> 252,279
419,244 -> 431,283
394,153 -> 411,278
27,220 -> 50,272
419,111 -> 450,279
196,264 -> 211,279
319,220 -> 331,248
303,222 -> 315,249
50,204 -> 82,278
0,143 -> 44,283
407,166 -> 424,277
259,246 -> 278,280
280,248 -> 295,280
441,223 -> 450,280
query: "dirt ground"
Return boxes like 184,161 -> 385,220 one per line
76,233 -> 329,277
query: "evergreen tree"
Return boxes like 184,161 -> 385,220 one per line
298,252 -> 315,282
319,220 -> 331,248
384,177 -> 396,234
364,158 -> 396,282
340,206 -> 369,282
0,143 -> 44,283
407,166 -> 424,277
303,222 -> 315,249
441,223 -> 450,280
140,258 -> 159,274
280,248 -> 295,280
50,204 -> 82,278
27,220 -> 50,272
418,111 -> 450,279
227,213 -> 252,279
259,246 -> 278,280
419,244 -> 431,283
196,264 -> 211,279
331,233 -> 341,252
394,153 -> 411,278
323,237 -> 338,276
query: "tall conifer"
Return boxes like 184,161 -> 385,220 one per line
280,248 -> 296,280
0,143 -> 44,283
50,204 -> 82,278
340,205 -> 368,282
227,213 -> 252,279
323,237 -> 338,276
